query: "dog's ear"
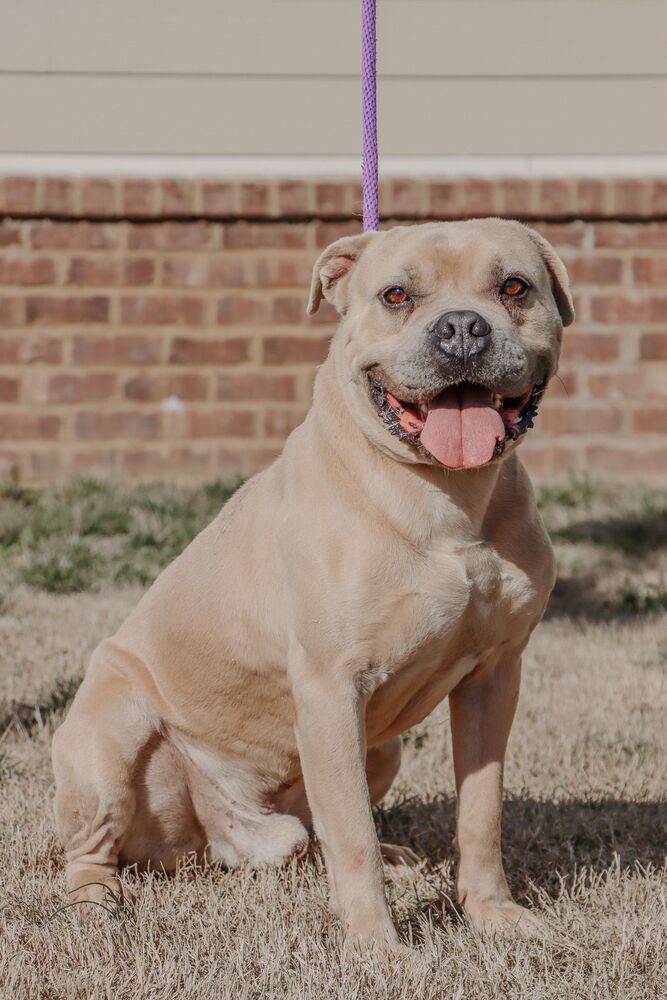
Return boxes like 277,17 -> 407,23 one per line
523,226 -> 575,327
307,231 -> 377,316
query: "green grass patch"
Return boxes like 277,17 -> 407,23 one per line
0,475 -> 242,594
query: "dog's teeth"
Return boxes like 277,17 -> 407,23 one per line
419,403 -> 428,417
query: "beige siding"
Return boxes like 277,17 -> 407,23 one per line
0,0 -> 665,155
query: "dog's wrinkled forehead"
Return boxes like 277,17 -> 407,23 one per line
307,219 -> 574,328
356,222 -> 546,297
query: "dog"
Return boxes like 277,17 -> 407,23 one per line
52,218 -> 573,948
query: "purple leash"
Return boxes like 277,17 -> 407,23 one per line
361,0 -> 379,231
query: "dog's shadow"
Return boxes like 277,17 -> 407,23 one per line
376,793 -> 666,901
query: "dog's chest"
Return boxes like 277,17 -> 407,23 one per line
362,538 -> 541,737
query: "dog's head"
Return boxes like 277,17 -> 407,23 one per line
308,219 -> 573,470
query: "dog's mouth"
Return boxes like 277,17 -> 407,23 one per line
368,377 -> 543,469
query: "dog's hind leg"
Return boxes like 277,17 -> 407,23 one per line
367,738 -> 420,868
52,655 -> 156,904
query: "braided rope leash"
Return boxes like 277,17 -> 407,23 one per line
361,0 -> 379,231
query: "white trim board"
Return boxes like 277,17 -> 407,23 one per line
1,154 -> 667,179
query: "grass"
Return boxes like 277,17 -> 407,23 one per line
0,475 -> 241,593
0,474 -> 665,998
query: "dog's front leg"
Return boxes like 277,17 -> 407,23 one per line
449,653 -> 544,936
291,658 -> 398,949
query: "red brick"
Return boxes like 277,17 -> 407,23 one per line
186,409 -> 256,438
3,177 -> 37,213
30,221 -> 118,250
120,295 -> 204,325
545,369 -> 577,397
169,336 -> 250,365
128,222 -> 215,250
72,334 -> 161,365
585,444 -> 667,476
217,445 -> 281,478
48,373 -> 116,403
26,295 -> 109,324
460,180 -> 496,217
314,183 -> 347,216
217,295 -> 269,324
277,181 -> 311,216
122,180 -> 156,216
264,408 -> 307,437
650,180 -> 667,215
0,257 -> 55,286
531,222 -> 586,249
239,182 -> 271,216
0,223 -> 21,247
256,257 -> 311,288
29,450 -> 60,478
81,179 -> 116,216
591,295 -> 667,324
224,222 -> 308,250
125,258 -> 155,285
0,296 -> 25,325
271,296 -> 303,324
0,412 -> 60,440
123,373 -> 208,402
521,444 -> 584,477
262,336 -> 330,364
560,333 -> 620,362
0,335 -> 61,364
0,449 -> 23,477
565,257 -> 623,285
162,256 -> 246,288
632,407 -> 667,433
202,182 -> 235,216
611,180 -> 648,216
160,180 -> 196,216
121,446 -> 212,477
167,446 -> 213,473
632,258 -> 667,286
540,405 -> 623,435
68,257 -> 120,286
41,178 -> 75,215
587,368 -> 667,401
70,449 -> 117,475
639,332 -> 667,361
380,179 -> 423,217
75,410 -> 161,440
0,376 -> 20,401
346,181 -> 363,218
217,373 -> 295,402
498,179 -> 535,216
538,180 -> 574,216
575,179 -> 609,216
427,181 -> 460,218
594,222 -> 667,250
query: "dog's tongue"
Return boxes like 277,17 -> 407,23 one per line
420,384 -> 505,469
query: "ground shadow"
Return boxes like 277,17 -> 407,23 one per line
376,794 -> 666,901
549,508 -> 667,557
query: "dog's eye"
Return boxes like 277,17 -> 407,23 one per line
383,287 -> 411,306
501,277 -> 529,298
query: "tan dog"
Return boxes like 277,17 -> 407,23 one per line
52,219 -> 573,948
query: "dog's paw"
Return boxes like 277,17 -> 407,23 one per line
464,898 -> 545,938
345,913 -> 402,953
380,842 -> 420,868
66,866 -> 127,908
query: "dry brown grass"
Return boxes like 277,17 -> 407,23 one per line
0,481 -> 665,999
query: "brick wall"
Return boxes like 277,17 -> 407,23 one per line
0,175 -> 666,484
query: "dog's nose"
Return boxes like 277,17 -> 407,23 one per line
432,310 -> 492,360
